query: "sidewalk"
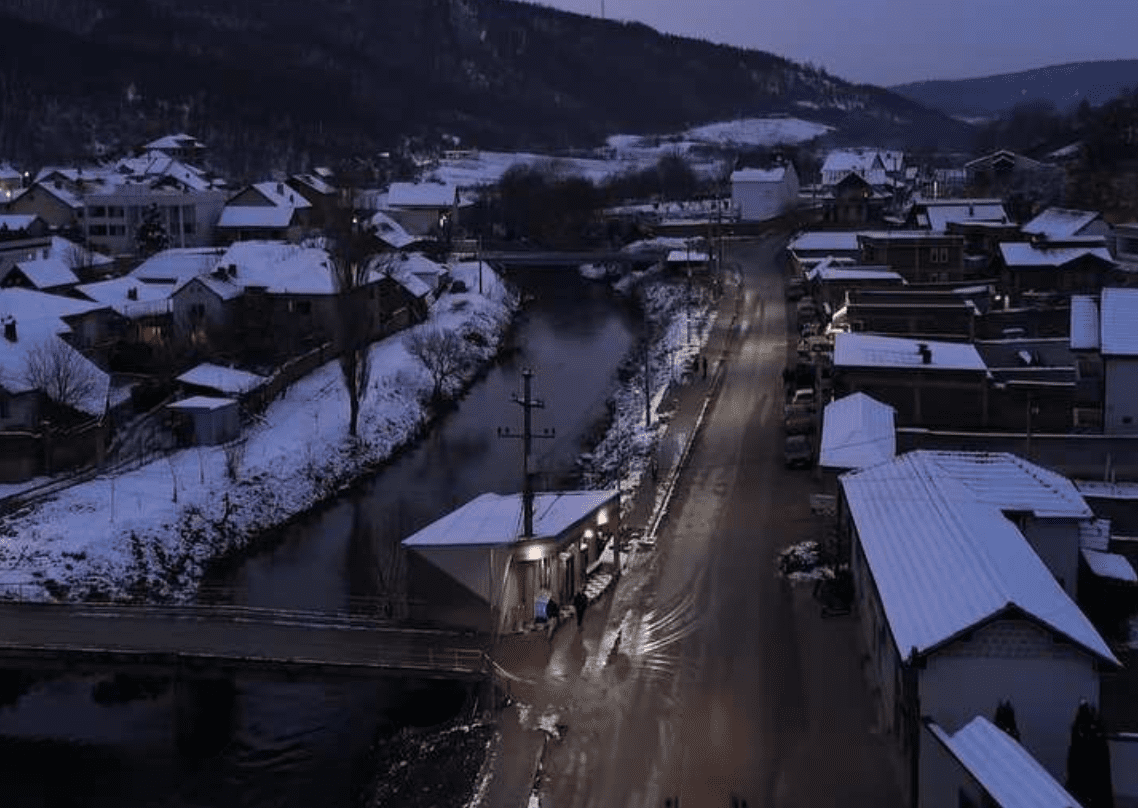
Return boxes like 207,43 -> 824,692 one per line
479,276 -> 744,808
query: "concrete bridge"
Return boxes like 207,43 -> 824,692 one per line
0,600 -> 489,681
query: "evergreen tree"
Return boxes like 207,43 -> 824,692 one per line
993,699 -> 1020,741
135,204 -> 170,257
1066,701 -> 1114,808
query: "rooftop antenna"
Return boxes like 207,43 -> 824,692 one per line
497,368 -> 555,537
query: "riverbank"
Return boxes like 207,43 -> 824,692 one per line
0,260 -> 715,607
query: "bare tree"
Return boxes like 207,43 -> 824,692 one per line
22,337 -> 101,418
403,327 -> 472,402
329,195 -> 376,437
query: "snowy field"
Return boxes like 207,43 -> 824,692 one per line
0,261 -> 713,603
425,116 -> 832,189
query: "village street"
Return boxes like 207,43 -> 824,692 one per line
499,237 -> 907,808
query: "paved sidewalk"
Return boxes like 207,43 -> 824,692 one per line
479,275 -> 744,808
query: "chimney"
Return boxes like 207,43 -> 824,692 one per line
3,319 -> 16,342
277,182 -> 284,196
917,342 -> 931,364
127,286 -> 138,300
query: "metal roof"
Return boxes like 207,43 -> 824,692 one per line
926,717 -> 1085,808
819,393 -> 896,470
1069,295 -> 1100,351
834,333 -> 987,371
840,451 -> 1115,664
1022,207 -> 1100,239
1100,287 -> 1138,356
999,243 -> 1113,268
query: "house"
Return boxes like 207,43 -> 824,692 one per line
1112,222 -> 1138,263
0,258 -> 79,293
998,242 -> 1115,298
215,182 -> 314,243
383,181 -> 467,237
402,489 -> 620,634
80,182 -> 228,255
806,263 -> 905,313
166,396 -> 240,446
817,171 -> 891,225
818,392 -> 896,471
858,232 -> 968,284
832,332 -> 989,427
974,337 -> 1080,433
729,164 -> 800,222
170,272 -> 243,354
129,246 -> 226,287
0,214 -> 49,240
839,287 -> 984,340
74,276 -> 174,366
176,363 -> 266,400
1022,208 -> 1112,242
964,150 -> 1060,189
1099,288 -> 1138,435
286,173 -> 338,228
837,451 -> 1117,805
922,715 -> 1088,808
787,231 -> 863,270
0,164 -> 23,201
821,149 -> 891,187
910,198 -> 1011,233
5,181 -> 83,230
142,133 -> 207,162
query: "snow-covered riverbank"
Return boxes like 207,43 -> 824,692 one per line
0,259 -> 713,604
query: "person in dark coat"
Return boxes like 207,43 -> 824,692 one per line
574,590 -> 588,628
545,597 -> 558,641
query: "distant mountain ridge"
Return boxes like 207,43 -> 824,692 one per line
0,0 -> 972,177
890,59 -> 1138,119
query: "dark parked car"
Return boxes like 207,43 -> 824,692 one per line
784,434 -> 813,468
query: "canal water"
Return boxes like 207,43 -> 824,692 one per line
0,267 -> 639,807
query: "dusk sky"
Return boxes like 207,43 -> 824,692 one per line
533,0 -> 1138,87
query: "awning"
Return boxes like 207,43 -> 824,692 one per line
1082,548 -> 1138,583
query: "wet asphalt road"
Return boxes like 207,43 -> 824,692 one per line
535,236 -> 906,808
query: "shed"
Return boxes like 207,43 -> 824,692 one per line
167,396 -> 240,446
819,392 -> 895,471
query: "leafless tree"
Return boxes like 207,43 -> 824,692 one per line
403,326 -> 473,401
21,337 -> 101,417
329,194 -> 376,437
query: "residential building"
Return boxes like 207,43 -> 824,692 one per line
1111,222 -> 1138,264
0,258 -> 80,293
821,149 -> 891,186
0,164 -> 23,201
0,214 -> 49,240
964,150 -> 1061,190
1022,207 -> 1112,242
141,133 -> 207,162
787,231 -> 863,270
79,183 -> 228,255
1099,288 -> 1138,434
5,181 -> 83,230
402,490 -> 620,634
858,232 -> 968,284
909,198 -> 1011,233
806,263 -> 905,314
816,172 -> 891,225
730,164 -> 800,221
838,451 -> 1117,805
286,173 -> 339,228
383,181 -> 466,237
838,287 -> 983,341
832,332 -> 989,427
215,181 -> 314,243
998,242 -> 1115,298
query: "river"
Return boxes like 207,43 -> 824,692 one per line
0,267 -> 639,808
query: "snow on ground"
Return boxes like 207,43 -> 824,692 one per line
0,256 -> 711,604
425,150 -> 662,189
682,117 -> 833,147
0,262 -> 517,602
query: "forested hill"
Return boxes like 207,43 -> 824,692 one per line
891,60 -> 1138,119
0,0 -> 972,177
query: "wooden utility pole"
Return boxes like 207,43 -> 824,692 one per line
498,368 -> 554,537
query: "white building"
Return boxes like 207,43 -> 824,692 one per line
1100,288 -> 1138,434
838,450 -> 1117,805
730,164 -> 799,222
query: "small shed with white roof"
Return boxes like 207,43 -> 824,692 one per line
730,164 -> 799,222
402,489 -> 619,634
166,395 -> 240,446
838,450 -> 1116,803
819,392 -> 895,471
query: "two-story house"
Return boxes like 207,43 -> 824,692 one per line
214,182 -> 314,244
858,231 -> 969,284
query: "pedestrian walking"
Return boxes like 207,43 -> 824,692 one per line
650,455 -> 659,484
545,597 -> 559,642
574,590 -> 588,628
701,355 -> 707,379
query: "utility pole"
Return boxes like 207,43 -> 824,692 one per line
644,342 -> 652,428
498,368 -> 554,537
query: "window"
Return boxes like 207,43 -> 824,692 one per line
0,398 -> 9,419
88,205 -> 106,217
190,303 -> 205,319
89,224 -> 107,236
109,224 -> 126,236
183,221 -> 196,234
108,206 -> 124,218
289,300 -> 311,315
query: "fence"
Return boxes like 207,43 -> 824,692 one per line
0,418 -> 107,484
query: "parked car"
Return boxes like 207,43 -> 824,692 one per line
784,409 -> 816,435
784,434 -> 813,468
788,387 -> 816,408
786,277 -> 806,301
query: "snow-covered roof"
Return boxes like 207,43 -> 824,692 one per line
368,210 -> 419,249
999,242 -> 1113,268
130,247 -> 225,285
924,202 -> 1010,233
834,333 -> 987,371
250,181 -> 312,210
11,258 -> 79,289
167,396 -> 237,412
1022,207 -> 1100,239
1069,295 -> 1100,351
809,266 -> 903,283
216,206 -> 297,229
177,363 -> 266,395
821,150 -> 885,175
1074,479 -> 1138,500
75,277 -> 172,317
665,250 -> 710,264
386,181 -> 457,209
212,241 -> 339,295
387,252 -> 448,287
731,166 -> 788,183
31,181 -> 83,209
0,214 -> 39,231
144,133 -> 205,151
0,290 -> 109,412
841,450 -> 1114,664
402,490 -> 619,548
926,716 -> 1086,808
290,173 -> 336,196
819,393 -> 895,470
1082,548 -> 1137,583
1100,287 -> 1138,356
0,164 -> 21,180
788,231 -> 862,253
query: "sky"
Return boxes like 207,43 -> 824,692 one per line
531,0 -> 1138,87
